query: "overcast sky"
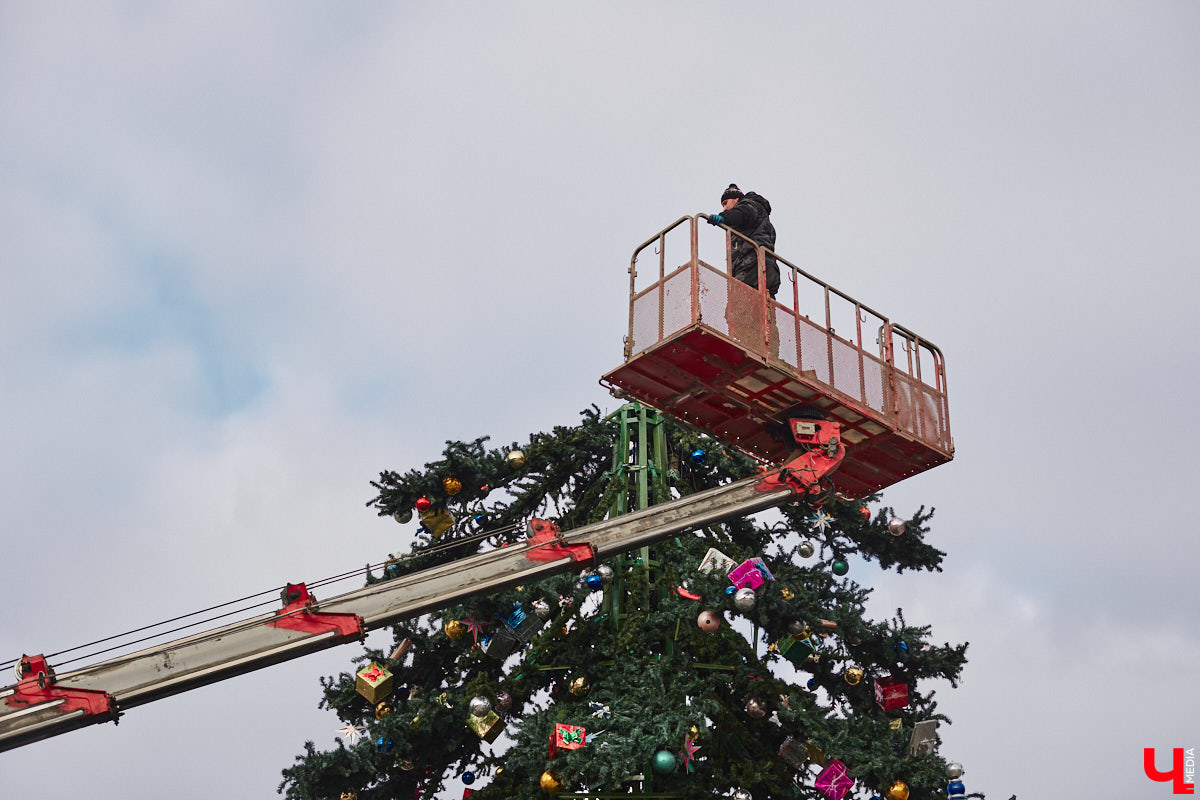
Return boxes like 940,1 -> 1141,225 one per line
2,2 -> 1197,798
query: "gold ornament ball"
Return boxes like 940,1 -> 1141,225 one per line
506,449 -> 527,468
340,793 -> 358,800
374,701 -> 393,719
443,476 -> 463,496
569,675 -> 591,697
445,619 -> 467,639
780,586 -> 795,600
886,780 -> 910,800
843,666 -> 864,685
540,771 -> 564,793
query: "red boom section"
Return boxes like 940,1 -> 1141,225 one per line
4,655 -> 117,722
601,215 -> 953,497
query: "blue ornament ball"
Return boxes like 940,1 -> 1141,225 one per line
896,641 -> 909,656
947,780 -> 966,796
585,573 -> 604,591
725,585 -> 736,596
690,448 -> 706,464
807,677 -> 818,689
463,772 -> 476,785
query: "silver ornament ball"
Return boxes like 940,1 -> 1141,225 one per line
887,517 -> 907,537
596,564 -> 614,584
733,587 -> 757,612
393,508 -> 413,524
733,790 -> 752,800
787,619 -> 808,636
798,541 -> 815,558
946,762 -> 964,779
469,696 -> 491,717
744,698 -> 766,718
533,599 -> 552,619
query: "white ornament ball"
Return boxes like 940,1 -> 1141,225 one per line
733,587 -> 757,612
733,790 -> 752,800
887,517 -> 907,537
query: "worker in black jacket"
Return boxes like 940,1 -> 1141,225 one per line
707,184 -> 780,297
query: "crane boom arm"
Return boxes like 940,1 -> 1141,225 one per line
0,419 -> 843,753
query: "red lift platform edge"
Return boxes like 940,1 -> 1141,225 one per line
600,214 -> 954,497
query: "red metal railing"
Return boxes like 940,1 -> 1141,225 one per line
620,215 -> 952,457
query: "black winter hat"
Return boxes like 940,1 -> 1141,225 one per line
721,184 -> 744,202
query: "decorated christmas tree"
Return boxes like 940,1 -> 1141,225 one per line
278,403 -> 978,800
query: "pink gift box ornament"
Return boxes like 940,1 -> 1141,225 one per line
814,758 -> 854,800
728,557 -> 773,590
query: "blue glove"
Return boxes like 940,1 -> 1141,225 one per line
708,213 -> 725,226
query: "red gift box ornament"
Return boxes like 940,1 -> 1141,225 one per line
814,758 -> 855,800
874,674 -> 910,711
555,722 -> 587,750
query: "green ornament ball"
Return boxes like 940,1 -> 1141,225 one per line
831,559 -> 849,576
651,749 -> 677,775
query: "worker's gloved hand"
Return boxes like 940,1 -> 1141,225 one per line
707,213 -> 725,226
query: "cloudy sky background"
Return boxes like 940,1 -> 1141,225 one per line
2,2 -> 1197,797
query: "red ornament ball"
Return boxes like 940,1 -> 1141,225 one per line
415,496 -> 432,512
859,506 -> 871,520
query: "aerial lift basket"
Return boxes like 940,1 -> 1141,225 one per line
600,215 -> 953,497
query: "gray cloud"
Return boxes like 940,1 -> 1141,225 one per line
2,2 -> 1197,797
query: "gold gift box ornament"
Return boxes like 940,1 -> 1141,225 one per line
355,662 -> 394,705
467,710 -> 505,743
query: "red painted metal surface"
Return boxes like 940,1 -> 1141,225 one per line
268,582 -> 365,638
3,654 -> 117,721
526,518 -> 597,565
755,418 -> 845,502
601,215 -> 953,497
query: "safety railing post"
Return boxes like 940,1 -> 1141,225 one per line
758,246 -> 770,355
690,217 -> 700,325
855,303 -> 866,405
791,262 -> 801,368
624,252 -> 637,361
824,286 -> 835,393
657,232 -> 666,344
